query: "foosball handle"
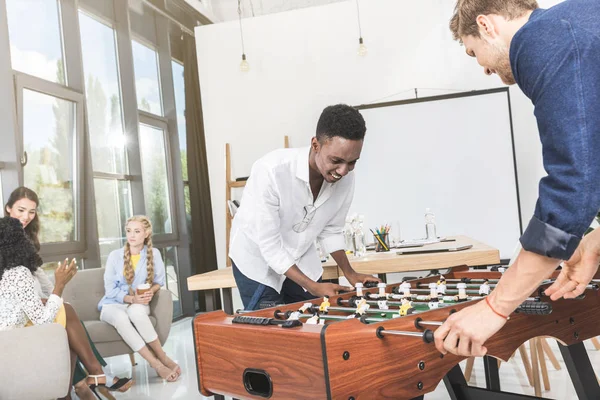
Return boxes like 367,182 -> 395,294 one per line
515,301 -> 552,315
422,329 -> 434,344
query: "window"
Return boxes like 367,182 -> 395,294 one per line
132,40 -> 163,116
6,0 -> 66,85
18,77 -> 84,246
94,179 -> 132,264
159,246 -> 182,318
138,118 -> 173,235
171,60 -> 190,232
79,12 -> 127,174
79,11 -> 133,263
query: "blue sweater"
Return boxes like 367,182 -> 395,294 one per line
98,246 -> 166,311
511,0 -> 600,260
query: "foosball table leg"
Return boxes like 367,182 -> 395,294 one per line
483,355 -> 501,391
443,364 -> 469,400
559,341 -> 600,400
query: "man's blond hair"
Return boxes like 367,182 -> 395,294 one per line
450,0 -> 539,43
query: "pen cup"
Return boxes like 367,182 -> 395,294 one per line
373,233 -> 390,252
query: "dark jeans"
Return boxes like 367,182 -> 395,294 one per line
231,260 -> 320,310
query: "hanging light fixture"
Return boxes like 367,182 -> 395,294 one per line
238,0 -> 250,72
356,0 -> 368,56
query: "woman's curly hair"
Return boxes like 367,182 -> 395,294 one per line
0,217 -> 43,279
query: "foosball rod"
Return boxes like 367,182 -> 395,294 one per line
273,311 -> 387,323
376,327 -> 435,343
443,277 -> 600,284
416,283 -> 496,289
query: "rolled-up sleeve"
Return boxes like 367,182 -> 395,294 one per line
318,179 -> 354,254
103,251 -> 128,303
512,19 -> 600,260
246,162 -> 296,275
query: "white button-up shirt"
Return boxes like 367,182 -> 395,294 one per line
229,147 -> 354,292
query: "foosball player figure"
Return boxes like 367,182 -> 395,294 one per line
377,299 -> 389,310
377,282 -> 387,299
351,298 -> 370,318
428,282 -> 440,302
437,276 -> 447,295
399,298 -> 415,316
355,282 -> 364,299
479,279 -> 491,296
428,301 -> 441,309
305,314 -> 320,325
288,302 -> 313,320
457,282 -> 468,302
399,281 -> 412,298
319,296 -> 331,314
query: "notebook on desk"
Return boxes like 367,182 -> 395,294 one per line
396,244 -> 472,255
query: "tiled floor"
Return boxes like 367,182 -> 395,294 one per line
90,317 -> 599,399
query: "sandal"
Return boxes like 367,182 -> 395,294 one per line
107,377 -> 134,392
87,375 -> 116,400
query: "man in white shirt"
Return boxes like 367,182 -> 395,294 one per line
230,104 -> 380,310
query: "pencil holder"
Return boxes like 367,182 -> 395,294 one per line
373,233 -> 390,252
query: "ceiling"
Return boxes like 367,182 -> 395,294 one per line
184,0 -> 348,23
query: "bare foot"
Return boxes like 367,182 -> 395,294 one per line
158,355 -> 181,377
154,363 -> 178,382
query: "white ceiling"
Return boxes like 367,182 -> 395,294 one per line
185,0 -> 348,23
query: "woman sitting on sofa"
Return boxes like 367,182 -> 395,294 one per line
98,215 -> 181,382
0,216 -> 132,400
5,187 -> 133,399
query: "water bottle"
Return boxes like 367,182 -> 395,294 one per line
425,208 -> 437,240
354,217 -> 367,257
344,216 -> 355,253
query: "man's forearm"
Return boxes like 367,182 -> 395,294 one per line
330,250 -> 356,278
490,249 -> 560,315
284,265 -> 317,291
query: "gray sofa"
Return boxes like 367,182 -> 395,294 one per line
62,267 -> 173,358
0,323 -> 71,399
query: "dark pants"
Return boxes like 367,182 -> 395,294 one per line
231,260 -> 320,310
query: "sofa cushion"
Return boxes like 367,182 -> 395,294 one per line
83,316 -> 157,344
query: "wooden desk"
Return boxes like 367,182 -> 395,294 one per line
323,235 -> 499,276
187,265 -> 340,314
187,235 -> 499,314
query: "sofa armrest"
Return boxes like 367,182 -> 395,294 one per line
150,289 -> 173,345
0,324 -> 70,399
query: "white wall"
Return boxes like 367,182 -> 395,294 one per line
195,0 -> 563,270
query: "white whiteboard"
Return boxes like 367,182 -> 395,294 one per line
351,89 -> 522,260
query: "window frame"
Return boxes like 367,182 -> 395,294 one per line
137,112 -> 178,243
14,71 -> 86,257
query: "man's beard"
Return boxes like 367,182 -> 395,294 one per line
491,42 -> 516,85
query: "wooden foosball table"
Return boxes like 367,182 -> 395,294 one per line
192,266 -> 600,399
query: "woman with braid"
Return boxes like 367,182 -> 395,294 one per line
98,215 -> 181,382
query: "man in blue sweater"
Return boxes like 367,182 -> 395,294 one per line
436,0 -> 600,357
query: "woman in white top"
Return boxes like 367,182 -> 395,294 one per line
98,215 -> 181,382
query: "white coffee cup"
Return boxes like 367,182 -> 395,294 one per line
136,283 -> 151,295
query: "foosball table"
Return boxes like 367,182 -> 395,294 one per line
192,266 -> 600,399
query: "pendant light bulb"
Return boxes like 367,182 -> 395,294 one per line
240,54 -> 250,72
358,37 -> 368,57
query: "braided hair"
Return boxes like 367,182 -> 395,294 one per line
123,216 -> 155,292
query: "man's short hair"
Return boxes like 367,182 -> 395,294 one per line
450,0 -> 539,43
316,104 -> 366,142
